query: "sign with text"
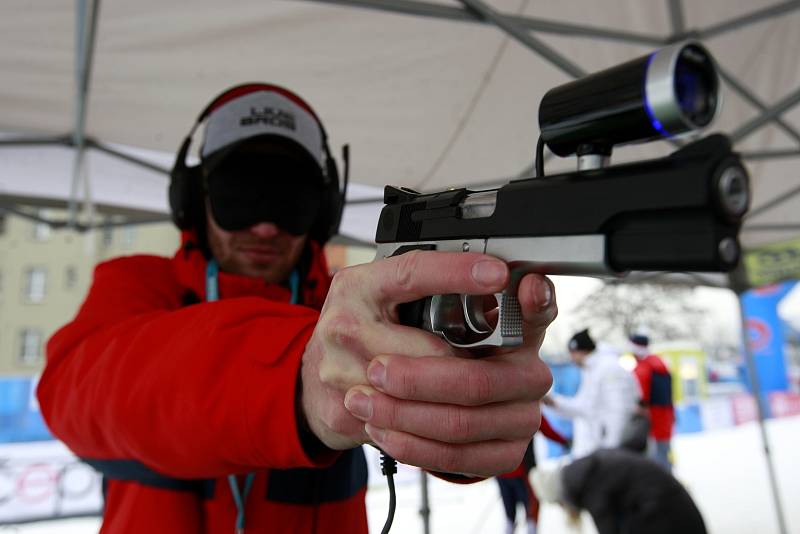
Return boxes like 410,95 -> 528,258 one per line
745,237 -> 800,288
0,441 -> 102,524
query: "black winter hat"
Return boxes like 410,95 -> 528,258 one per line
568,329 -> 596,352
629,334 -> 650,347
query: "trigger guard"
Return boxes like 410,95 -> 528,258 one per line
461,295 -> 493,334
427,293 -> 510,349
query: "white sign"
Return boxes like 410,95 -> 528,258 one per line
0,441 -> 102,524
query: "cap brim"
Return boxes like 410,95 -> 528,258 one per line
201,134 -> 321,175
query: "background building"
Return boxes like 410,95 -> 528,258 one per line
0,210 -> 179,376
0,210 -> 376,377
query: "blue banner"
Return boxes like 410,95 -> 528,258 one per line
740,281 -> 797,414
0,376 -> 53,443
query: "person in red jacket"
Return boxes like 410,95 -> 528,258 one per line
495,416 -> 567,534
629,334 -> 675,470
37,83 -> 558,533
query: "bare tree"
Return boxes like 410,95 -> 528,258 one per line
570,282 -> 707,345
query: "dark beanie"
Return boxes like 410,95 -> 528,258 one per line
629,333 -> 650,347
568,329 -> 596,352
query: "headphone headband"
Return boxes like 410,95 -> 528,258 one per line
195,83 -> 330,143
168,83 -> 346,244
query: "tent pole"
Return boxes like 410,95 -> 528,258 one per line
88,139 -> 172,175
746,182 -> 800,220
731,86 -> 800,145
719,67 -> 800,148
456,0 -> 586,78
67,0 -> 100,228
745,224 -> 800,232
733,281 -> 789,534
419,470 -> 431,534
698,0 -> 800,40
305,0 -> 665,45
0,136 -> 72,147
667,0 -> 685,36
742,149 -> 800,161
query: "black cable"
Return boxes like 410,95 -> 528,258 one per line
380,452 -> 398,534
535,136 -> 545,178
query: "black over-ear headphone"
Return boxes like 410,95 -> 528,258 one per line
168,83 -> 348,244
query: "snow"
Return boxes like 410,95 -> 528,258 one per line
6,415 -> 799,534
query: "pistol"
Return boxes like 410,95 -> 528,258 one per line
374,41 -> 750,349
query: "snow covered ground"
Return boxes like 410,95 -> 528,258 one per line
4,415 -> 798,534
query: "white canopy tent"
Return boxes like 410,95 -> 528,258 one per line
1,1 -> 799,532
1,0 -> 799,249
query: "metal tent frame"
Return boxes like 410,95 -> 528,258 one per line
1,2 -> 799,532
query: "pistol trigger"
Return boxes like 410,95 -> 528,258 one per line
461,295 -> 493,335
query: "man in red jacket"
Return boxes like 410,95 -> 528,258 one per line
629,334 -> 675,470
37,83 -> 558,533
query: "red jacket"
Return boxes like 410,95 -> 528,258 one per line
38,237 -> 368,534
498,416 -> 567,479
633,354 -> 675,441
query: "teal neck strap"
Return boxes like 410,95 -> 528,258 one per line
206,259 -> 300,304
204,259 -> 300,532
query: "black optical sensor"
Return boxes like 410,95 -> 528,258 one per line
539,41 -> 720,157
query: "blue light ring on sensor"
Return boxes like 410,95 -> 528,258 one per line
644,41 -> 721,139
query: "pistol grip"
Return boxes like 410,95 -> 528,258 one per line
397,299 -> 426,329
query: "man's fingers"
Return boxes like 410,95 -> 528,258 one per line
345,386 -> 540,444
348,251 -> 509,306
364,426 -> 530,478
314,308 -> 457,390
517,274 -> 558,345
364,353 -> 552,406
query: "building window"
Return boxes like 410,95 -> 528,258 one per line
32,210 -> 52,241
19,329 -> 44,365
65,266 -> 78,290
101,225 -> 113,248
121,225 -> 136,248
24,267 -> 47,303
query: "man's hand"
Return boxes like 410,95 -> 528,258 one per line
300,251 -> 556,477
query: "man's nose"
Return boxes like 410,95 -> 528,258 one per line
248,221 -> 280,238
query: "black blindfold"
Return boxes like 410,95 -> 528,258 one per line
205,152 -> 324,235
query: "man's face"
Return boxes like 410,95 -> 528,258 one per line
630,343 -> 649,358
206,200 -> 308,283
569,349 -> 589,367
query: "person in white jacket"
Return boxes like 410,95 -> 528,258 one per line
543,329 -> 640,459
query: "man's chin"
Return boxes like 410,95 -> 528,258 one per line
242,262 -> 289,284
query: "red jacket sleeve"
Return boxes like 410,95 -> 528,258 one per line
539,415 -> 568,446
38,256 -> 326,479
634,361 -> 652,403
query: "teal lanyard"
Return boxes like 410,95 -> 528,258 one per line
205,259 -> 300,533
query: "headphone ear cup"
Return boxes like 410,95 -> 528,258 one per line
169,137 -> 204,230
311,153 -> 343,243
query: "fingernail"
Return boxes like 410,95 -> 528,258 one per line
537,278 -> 553,308
368,361 -> 386,389
471,260 -> 506,286
365,424 -> 386,443
344,391 -> 373,421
